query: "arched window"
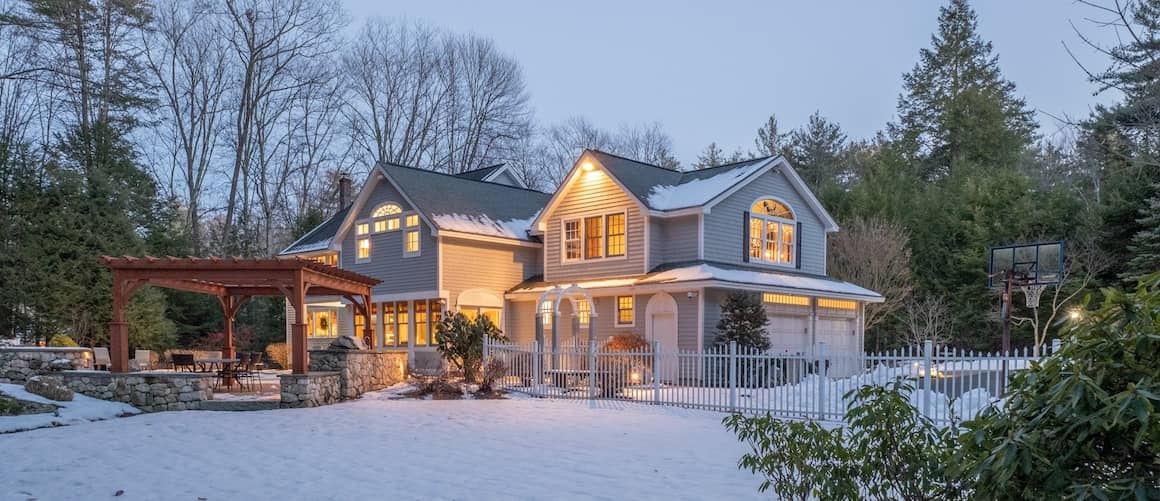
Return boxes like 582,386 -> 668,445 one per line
370,203 -> 403,233
748,198 -> 796,265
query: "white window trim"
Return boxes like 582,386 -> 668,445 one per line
403,229 -> 421,258
355,237 -> 372,263
748,197 -> 798,268
614,295 -> 635,327
559,209 -> 629,265
355,219 -> 371,237
405,213 -> 420,228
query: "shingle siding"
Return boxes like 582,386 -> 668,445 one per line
544,170 -> 646,281
340,178 -> 438,296
442,236 -> 540,310
703,169 -> 827,276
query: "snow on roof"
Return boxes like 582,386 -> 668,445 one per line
283,239 -> 331,254
645,160 -> 770,210
432,211 -> 540,240
513,263 -> 883,301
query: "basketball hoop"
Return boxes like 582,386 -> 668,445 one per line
1020,284 -> 1048,308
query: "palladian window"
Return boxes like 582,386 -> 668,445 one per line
748,199 -> 796,266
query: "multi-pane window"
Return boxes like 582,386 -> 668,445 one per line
540,300 -> 553,328
396,302 -> 410,346
371,204 -> 402,234
616,296 -> 634,326
562,212 -> 627,262
563,220 -> 582,261
356,238 -> 371,261
310,253 -> 338,267
356,222 -> 369,236
404,230 -> 420,256
584,216 -> 603,259
605,213 -> 625,257
748,199 -> 796,266
405,214 -> 419,227
414,300 -> 428,346
576,300 -> 591,327
383,303 -> 396,346
429,301 -> 441,344
307,310 -> 338,337
372,204 -> 402,218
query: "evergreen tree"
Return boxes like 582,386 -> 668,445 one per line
1124,190 -> 1160,281
785,112 -> 848,191
891,0 -> 1036,179
715,292 -> 770,351
694,142 -> 727,169
754,114 -> 787,157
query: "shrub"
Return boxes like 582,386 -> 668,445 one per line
479,358 -> 507,393
435,312 -> 506,383
955,274 -> 1160,500
715,292 -> 770,352
265,342 -> 289,369
47,334 -> 78,347
603,333 -> 650,352
725,380 -> 964,500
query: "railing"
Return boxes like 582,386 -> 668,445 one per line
484,337 -> 1054,426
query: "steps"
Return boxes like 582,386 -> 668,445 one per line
199,399 -> 280,411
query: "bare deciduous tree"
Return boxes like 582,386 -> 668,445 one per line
904,294 -> 953,347
827,216 -> 914,334
535,116 -> 681,187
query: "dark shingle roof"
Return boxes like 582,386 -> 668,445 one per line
381,163 -> 552,239
588,150 -> 773,210
454,164 -> 505,181
280,205 -> 351,255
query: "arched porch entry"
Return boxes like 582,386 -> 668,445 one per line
456,288 -> 504,326
645,292 -> 679,383
535,285 -> 598,370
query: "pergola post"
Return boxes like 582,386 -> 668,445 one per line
291,271 -> 308,374
361,293 -> 374,348
217,295 -> 250,359
108,271 -> 136,373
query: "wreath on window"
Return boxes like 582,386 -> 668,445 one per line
319,315 -> 330,332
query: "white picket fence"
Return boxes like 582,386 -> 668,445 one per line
484,338 -> 1055,426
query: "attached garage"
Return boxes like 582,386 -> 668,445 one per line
762,293 -> 811,356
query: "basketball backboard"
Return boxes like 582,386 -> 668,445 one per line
988,241 -> 1065,288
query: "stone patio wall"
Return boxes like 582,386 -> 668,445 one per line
0,347 -> 93,384
308,349 -> 406,399
47,371 -> 216,412
278,372 -> 340,408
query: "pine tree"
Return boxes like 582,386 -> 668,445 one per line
786,112 -> 848,190
694,142 -> 726,169
754,114 -> 787,157
715,292 -> 770,351
891,0 -> 1035,179
1124,189 -> 1160,282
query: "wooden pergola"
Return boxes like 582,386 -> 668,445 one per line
100,256 -> 382,374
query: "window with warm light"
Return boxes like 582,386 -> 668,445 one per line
356,222 -> 369,236
404,230 -> 420,256
405,214 -> 419,227
563,220 -> 582,261
584,216 -> 603,259
429,301 -> 441,344
818,298 -> 856,310
576,300 -> 591,327
396,302 -> 410,346
605,214 -> 625,257
748,198 -> 796,266
310,253 -> 338,267
372,203 -> 402,218
763,293 -> 810,306
540,300 -> 553,328
383,303 -> 396,346
356,238 -> 371,261
414,300 -> 428,346
307,310 -> 338,337
616,296 -> 634,326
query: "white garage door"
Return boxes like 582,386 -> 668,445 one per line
766,315 -> 810,355
816,316 -> 858,376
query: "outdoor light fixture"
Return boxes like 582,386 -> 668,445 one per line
630,371 -> 641,384
1068,309 -> 1082,321
581,161 -> 594,172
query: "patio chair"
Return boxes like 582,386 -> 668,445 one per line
171,353 -> 196,372
134,349 -> 153,371
92,347 -> 111,371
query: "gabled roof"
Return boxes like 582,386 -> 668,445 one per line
378,163 -> 551,241
280,205 -> 351,255
455,163 -> 526,188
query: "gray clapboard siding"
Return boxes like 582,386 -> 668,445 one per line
505,300 -> 538,344
506,290 -> 701,351
544,170 -> 646,281
441,237 -> 540,309
702,288 -> 730,348
659,214 -> 700,266
340,178 -> 438,295
703,168 -> 827,276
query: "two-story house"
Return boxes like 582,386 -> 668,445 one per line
279,150 -> 882,373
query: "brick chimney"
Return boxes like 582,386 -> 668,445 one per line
338,172 -> 352,210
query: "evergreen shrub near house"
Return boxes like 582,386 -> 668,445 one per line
435,313 -> 506,383
716,292 -> 773,386
47,334 -> 79,347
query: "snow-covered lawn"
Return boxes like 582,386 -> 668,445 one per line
0,383 -> 139,434
0,390 -> 764,500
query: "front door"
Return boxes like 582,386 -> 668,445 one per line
649,312 -> 677,383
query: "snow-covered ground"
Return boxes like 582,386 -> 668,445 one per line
0,383 -> 140,434
0,389 -> 764,501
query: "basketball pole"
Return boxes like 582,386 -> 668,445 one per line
1000,268 -> 1013,393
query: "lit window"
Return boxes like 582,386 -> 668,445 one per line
606,213 -> 625,257
307,310 -> 338,337
576,300 -> 591,327
310,254 -> 337,267
357,238 -> 371,261
563,220 -> 581,261
372,203 -> 402,218
616,296 -> 634,326
415,300 -> 428,346
404,230 -> 420,256
540,300 -> 553,328
356,222 -> 369,236
748,198 -> 796,266
429,301 -> 441,344
383,303 -> 396,346
405,214 -> 419,227
584,216 -> 603,259
763,293 -> 810,306
818,298 -> 857,310
373,220 -> 386,233
396,302 -> 409,346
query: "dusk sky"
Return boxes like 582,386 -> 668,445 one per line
347,1 -> 1120,164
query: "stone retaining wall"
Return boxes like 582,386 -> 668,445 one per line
48,371 -> 216,412
308,349 -> 406,399
1,347 -> 93,384
278,372 -> 340,408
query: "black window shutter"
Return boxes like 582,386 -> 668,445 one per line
795,221 -> 803,269
742,211 -> 750,263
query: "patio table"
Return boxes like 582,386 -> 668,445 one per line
195,357 -> 240,373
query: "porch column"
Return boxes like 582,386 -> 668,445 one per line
108,271 -> 132,372
376,301 -> 386,348
361,293 -> 375,348
291,274 -> 308,374
221,296 -> 235,359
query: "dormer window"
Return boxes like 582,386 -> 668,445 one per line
747,198 -> 796,266
561,211 -> 627,263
